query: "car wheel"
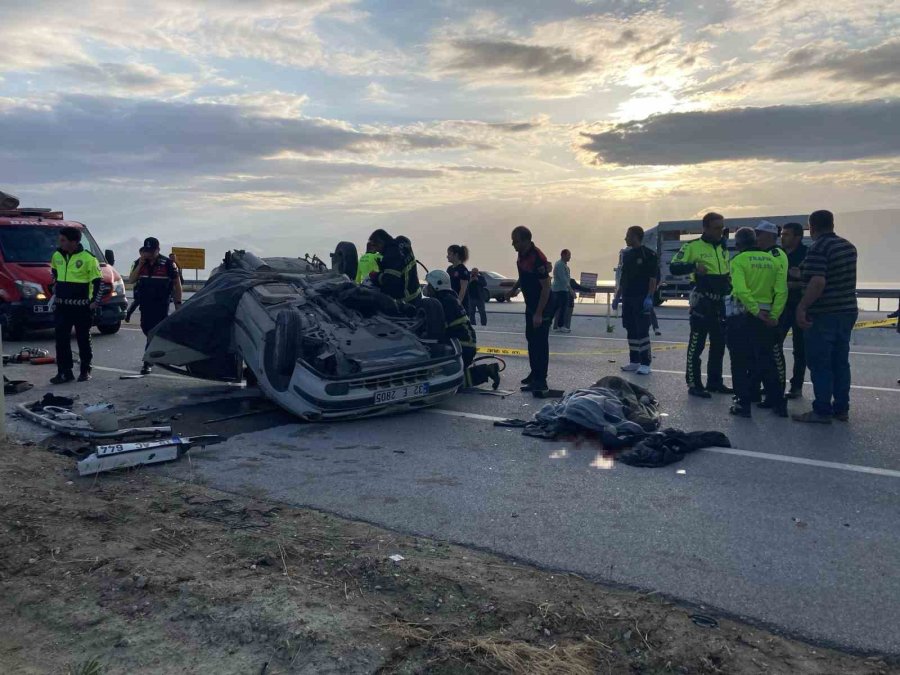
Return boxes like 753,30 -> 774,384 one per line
274,308 -> 302,375
97,322 -> 121,335
416,297 -> 446,340
331,241 -> 359,281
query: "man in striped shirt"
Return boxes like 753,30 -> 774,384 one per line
793,210 -> 858,424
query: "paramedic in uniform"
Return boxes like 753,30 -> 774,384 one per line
128,237 -> 182,375
612,226 -> 659,375
725,227 -> 788,418
50,226 -> 102,384
669,212 -> 733,398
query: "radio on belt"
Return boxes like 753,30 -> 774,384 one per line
76,435 -> 223,476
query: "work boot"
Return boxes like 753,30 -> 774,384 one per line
792,410 -> 832,424
140,362 -> 153,375
521,380 -> 548,393
688,387 -> 711,399
707,383 -> 734,395
520,374 -> 534,385
772,402 -> 788,418
729,403 -> 752,418
77,369 -> 92,382
832,411 -> 849,422
50,371 -> 75,385
488,364 -> 501,390
621,363 -> 640,372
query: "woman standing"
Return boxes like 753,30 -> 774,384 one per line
446,245 -> 471,306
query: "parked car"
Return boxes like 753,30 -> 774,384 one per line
482,271 -> 516,302
144,248 -> 465,421
0,191 -> 127,339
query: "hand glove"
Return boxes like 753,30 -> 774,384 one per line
611,297 -> 620,311
642,295 -> 653,313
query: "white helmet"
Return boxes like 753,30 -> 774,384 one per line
425,269 -> 452,291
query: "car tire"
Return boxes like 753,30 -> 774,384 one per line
331,241 -> 358,281
417,297 -> 446,340
274,308 -> 302,375
97,322 -> 121,335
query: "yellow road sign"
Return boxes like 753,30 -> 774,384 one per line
171,246 -> 205,270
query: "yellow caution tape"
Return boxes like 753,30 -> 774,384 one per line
854,318 -> 897,329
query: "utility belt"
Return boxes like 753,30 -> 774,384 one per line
725,298 -> 771,318
689,290 -> 726,319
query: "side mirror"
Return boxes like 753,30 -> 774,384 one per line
105,249 -> 115,266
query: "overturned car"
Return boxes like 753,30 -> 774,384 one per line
144,249 -> 465,421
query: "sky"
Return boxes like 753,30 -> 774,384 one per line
1,0 -> 899,280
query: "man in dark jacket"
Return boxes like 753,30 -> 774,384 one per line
368,229 -> 422,303
128,237 -> 182,374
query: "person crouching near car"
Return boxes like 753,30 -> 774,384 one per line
424,270 -> 500,390
127,237 -> 182,375
50,226 -> 102,384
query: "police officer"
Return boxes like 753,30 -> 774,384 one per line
752,221 -> 789,405
670,212 -> 733,398
725,227 -> 788,418
612,226 -> 659,375
424,270 -> 500,389
367,229 -> 422,303
128,237 -> 182,374
50,226 -> 102,384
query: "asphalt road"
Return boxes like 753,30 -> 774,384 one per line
4,306 -> 900,655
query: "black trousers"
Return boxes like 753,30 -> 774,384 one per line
551,291 -> 570,329
467,293 -> 487,326
686,298 -> 726,389
525,310 -> 551,384
55,304 -> 93,374
727,314 -> 783,406
779,303 -> 806,390
139,302 -> 169,360
622,297 -> 651,365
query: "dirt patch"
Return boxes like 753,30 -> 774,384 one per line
0,442 -> 896,674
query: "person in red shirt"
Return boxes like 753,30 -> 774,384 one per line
505,226 -> 552,393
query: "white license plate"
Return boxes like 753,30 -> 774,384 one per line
33,305 -> 51,313
373,383 -> 429,405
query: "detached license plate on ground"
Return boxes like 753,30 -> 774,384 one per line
373,383 -> 429,405
33,305 -> 51,313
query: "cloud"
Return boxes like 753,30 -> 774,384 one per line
580,100 -> 900,166
441,39 -> 595,77
53,62 -> 197,96
440,165 -> 521,174
0,95 -> 491,183
769,39 -> 900,89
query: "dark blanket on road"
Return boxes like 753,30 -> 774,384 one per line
521,377 -> 730,467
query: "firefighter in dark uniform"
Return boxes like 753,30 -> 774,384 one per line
128,237 -> 183,374
670,212 -> 733,398
50,226 -> 102,384
424,270 -> 500,389
367,229 -> 422,303
725,228 -> 788,418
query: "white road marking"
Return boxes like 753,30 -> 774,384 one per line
426,409 -> 900,479
647,368 -> 900,393
479,329 -> 900,357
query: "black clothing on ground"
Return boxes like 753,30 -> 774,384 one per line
377,237 -> 422,303
619,246 -> 659,298
622,296 -> 651,365
447,263 -> 470,298
727,313 -> 783,408
54,304 -> 93,376
525,311 -> 551,385
618,429 -> 731,468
